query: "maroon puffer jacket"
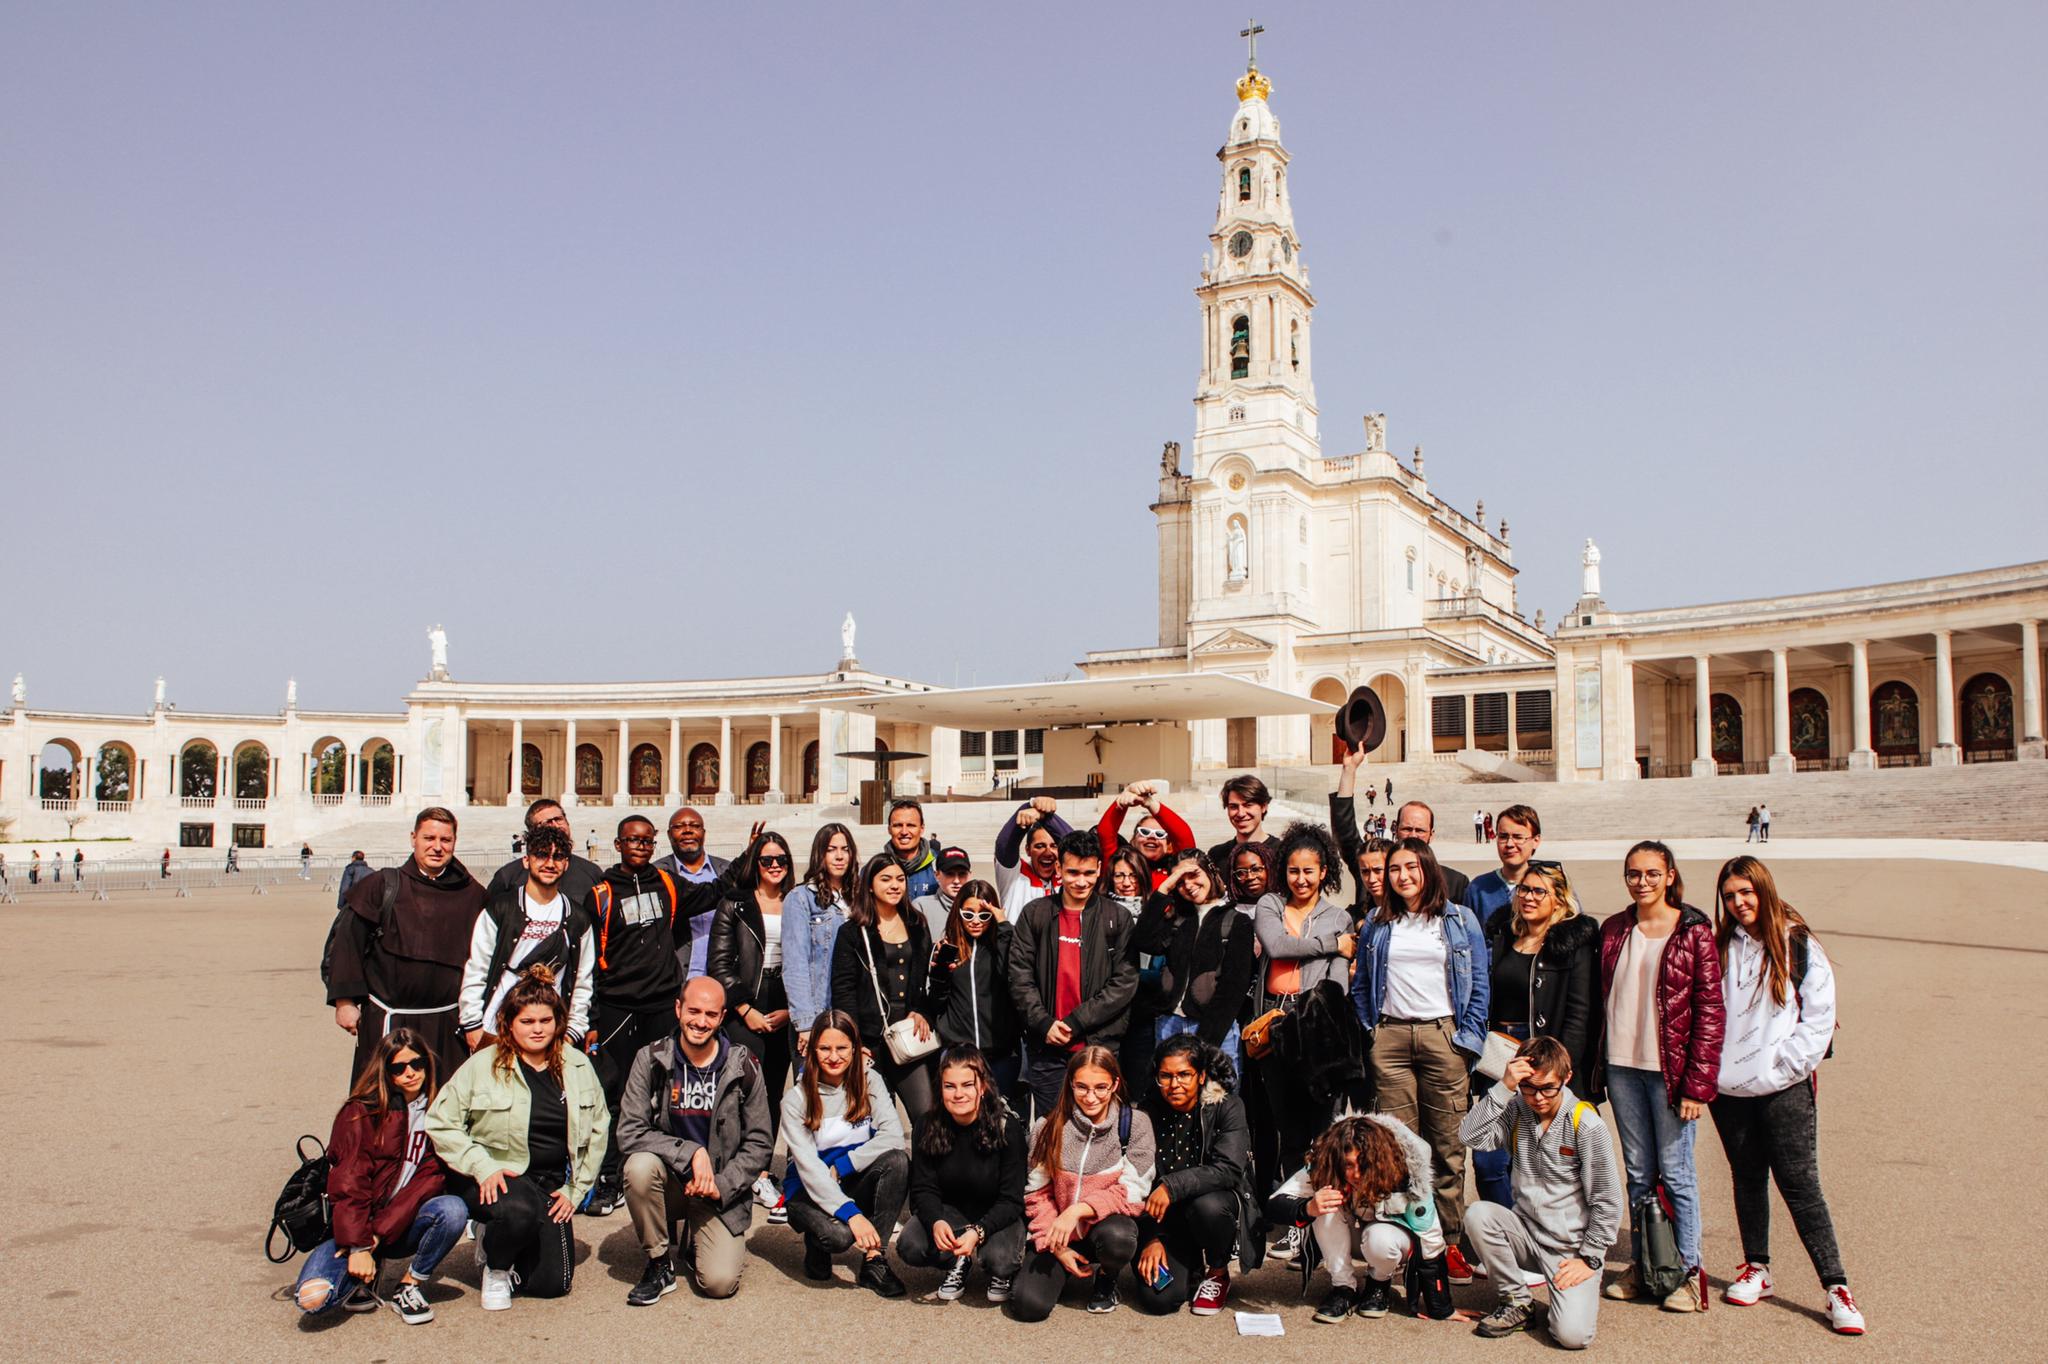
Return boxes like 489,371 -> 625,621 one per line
1597,904 -> 1725,1106
325,1099 -> 449,1251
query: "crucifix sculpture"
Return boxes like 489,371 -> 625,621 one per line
1240,19 -> 1264,69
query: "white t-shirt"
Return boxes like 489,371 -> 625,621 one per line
762,910 -> 783,973
1383,912 -> 1454,1020
1606,925 -> 1669,1072
484,889 -> 567,1027
394,1094 -> 431,1191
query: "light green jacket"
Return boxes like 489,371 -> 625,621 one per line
425,1045 -> 609,1204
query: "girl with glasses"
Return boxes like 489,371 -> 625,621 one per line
780,1011 -> 911,1296
926,879 -> 1022,1097
1131,1036 -> 1255,1317
425,966 -> 609,1312
291,1028 -> 468,1325
1596,841 -> 1724,1313
1473,861 -> 1600,1209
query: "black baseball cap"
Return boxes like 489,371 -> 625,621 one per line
936,846 -> 971,873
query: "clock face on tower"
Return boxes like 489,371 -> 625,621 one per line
1229,231 -> 1253,259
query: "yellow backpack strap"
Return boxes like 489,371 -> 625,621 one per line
1512,1100 -> 1595,1152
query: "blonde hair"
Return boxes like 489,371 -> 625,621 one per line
1513,862 -> 1580,942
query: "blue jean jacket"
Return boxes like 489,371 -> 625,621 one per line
1352,903 -> 1492,1056
782,884 -> 850,1032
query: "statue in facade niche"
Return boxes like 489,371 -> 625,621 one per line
1226,520 -> 1249,582
1161,440 -> 1181,476
286,678 -> 297,708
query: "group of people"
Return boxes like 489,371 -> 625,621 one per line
2,847 -> 85,884
301,770 -> 1860,1344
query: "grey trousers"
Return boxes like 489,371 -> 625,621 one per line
1463,1201 -> 1600,1351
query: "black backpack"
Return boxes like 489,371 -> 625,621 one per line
320,870 -> 400,991
265,1135 -> 332,1263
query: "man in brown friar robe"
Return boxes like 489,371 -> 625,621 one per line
325,807 -> 486,1083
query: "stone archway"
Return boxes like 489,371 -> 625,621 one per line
1309,676 -> 1348,763
233,741 -> 271,799
309,737 -> 346,795
180,740 -> 219,799
1960,672 -> 2015,759
95,742 -> 136,803
361,739 -> 396,797
1364,672 -> 1408,764
38,739 -> 81,800
1788,688 -> 1829,763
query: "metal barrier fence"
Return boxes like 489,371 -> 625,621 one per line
0,851 -> 413,902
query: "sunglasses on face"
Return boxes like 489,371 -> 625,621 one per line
387,1056 -> 428,1075
959,909 -> 994,924
757,854 -> 791,867
529,852 -> 569,866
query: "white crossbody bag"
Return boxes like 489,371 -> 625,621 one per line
862,929 -> 938,1065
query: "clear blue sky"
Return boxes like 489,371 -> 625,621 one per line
5,2 -> 2043,714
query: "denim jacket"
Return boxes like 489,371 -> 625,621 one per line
782,883 -> 851,1032
1352,903 -> 1491,1056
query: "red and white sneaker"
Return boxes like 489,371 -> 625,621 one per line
1191,1268 -> 1230,1316
1724,1262 -> 1774,1306
1827,1284 -> 1866,1335
1445,1246 -> 1475,1286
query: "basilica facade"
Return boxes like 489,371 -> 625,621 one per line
2,58 -> 2042,854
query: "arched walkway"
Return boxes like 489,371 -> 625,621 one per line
180,740 -> 219,801
95,742 -> 136,804
233,742 -> 271,800
1364,672 -> 1408,764
38,739 -> 81,801
309,738 -> 346,796
1308,677 -> 1347,764
361,739 -> 396,798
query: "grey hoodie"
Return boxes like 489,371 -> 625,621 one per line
1460,1080 -> 1624,1264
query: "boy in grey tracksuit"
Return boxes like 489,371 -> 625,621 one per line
1459,1041 -> 1624,1349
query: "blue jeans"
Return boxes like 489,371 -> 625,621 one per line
1154,1015 -> 1242,1087
293,1194 -> 470,1314
1604,1065 -> 1702,1270
1471,1023 -> 1528,1208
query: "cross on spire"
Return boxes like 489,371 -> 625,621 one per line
1240,18 -> 1264,71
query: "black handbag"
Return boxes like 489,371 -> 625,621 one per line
265,1135 -> 332,1263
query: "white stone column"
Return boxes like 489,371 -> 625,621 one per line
613,719 -> 629,805
1931,629 -> 1959,765
1768,647 -> 1794,774
451,714 -> 470,806
2021,619 -> 2045,760
1620,659 -> 1638,777
1461,693 -> 1474,751
1848,640 -> 1874,769
563,718 -> 579,806
666,717 -> 682,800
1407,663 -> 1430,765
1691,654 -> 1715,777
509,718 -> 524,804
765,714 -> 785,802
716,715 -> 735,805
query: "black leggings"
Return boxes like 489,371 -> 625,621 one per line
1008,1215 -> 1138,1322
592,1002 -> 674,1186
898,1216 -> 1027,1278
725,972 -> 791,1139
871,1051 -> 934,1128
1710,1080 -> 1846,1286
463,1171 -> 576,1296
1128,1191 -> 1239,1314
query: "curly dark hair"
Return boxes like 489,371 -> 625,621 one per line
1153,1031 -> 1239,1093
1225,839 -> 1278,903
523,823 -> 573,861
1276,820 -> 1344,897
1308,1115 -> 1410,1219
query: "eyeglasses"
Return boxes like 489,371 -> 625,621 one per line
529,851 -> 569,866
757,854 -> 791,867
386,1056 -> 428,1075
1514,884 -> 1552,898
620,835 -> 657,847
1156,1071 -> 1199,1086
1623,870 -> 1664,882
1496,834 -> 1534,845
1516,1081 -> 1564,1099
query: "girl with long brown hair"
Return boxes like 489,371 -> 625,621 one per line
1009,1046 -> 1156,1321
1709,857 -> 1861,1334
1596,840 -> 1723,1313
777,1010 -> 910,1296
926,879 -> 1021,1095
291,1028 -> 467,1324
829,852 -> 936,1125
1266,1112 -> 1452,1322
425,965 -> 608,1311
900,1045 -> 1029,1303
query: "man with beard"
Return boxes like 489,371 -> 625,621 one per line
459,823 -> 596,1051
326,807 -> 486,1082
485,797 -> 603,905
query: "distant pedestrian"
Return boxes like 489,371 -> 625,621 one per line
52,854 -> 62,884
1483,813 -> 1496,842
74,849 -> 84,880
1745,806 -> 1760,843
29,850 -> 40,885
1365,786 -> 1376,808
160,848 -> 171,879
1757,803 -> 1771,844
1474,809 -> 1487,843
1384,778 -> 1394,804
0,852 -> 7,884
337,850 -> 373,908
300,843 -> 312,879
225,847 -> 239,874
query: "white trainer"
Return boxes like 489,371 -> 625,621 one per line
1725,1262 -> 1774,1306
480,1266 -> 514,1311
1827,1284 -> 1866,1335
753,1172 -> 781,1210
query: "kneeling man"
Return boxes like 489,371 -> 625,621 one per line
1458,1038 -> 1624,1349
619,976 -> 772,1304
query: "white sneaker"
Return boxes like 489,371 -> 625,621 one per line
1827,1284 -> 1866,1335
480,1266 -> 514,1311
1725,1262 -> 1774,1306
1268,1225 -> 1304,1262
753,1172 -> 781,1210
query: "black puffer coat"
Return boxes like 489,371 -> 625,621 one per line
1482,908 -> 1603,1100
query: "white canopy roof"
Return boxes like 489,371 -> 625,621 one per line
802,674 -> 1334,729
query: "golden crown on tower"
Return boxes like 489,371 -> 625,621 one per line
1236,68 -> 1272,102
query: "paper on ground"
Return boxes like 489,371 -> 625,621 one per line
1235,1311 -> 1285,1336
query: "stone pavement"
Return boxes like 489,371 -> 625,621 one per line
5,865 -> 2043,1362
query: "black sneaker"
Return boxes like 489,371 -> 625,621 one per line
986,1274 -> 1014,1304
858,1254 -> 907,1298
387,1281 -> 433,1325
1086,1270 -> 1121,1314
936,1254 -> 971,1301
337,1280 -> 378,1314
582,1180 -> 624,1217
1356,1276 -> 1393,1318
626,1256 -> 676,1306
1313,1286 -> 1358,1323
803,1245 -> 834,1281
